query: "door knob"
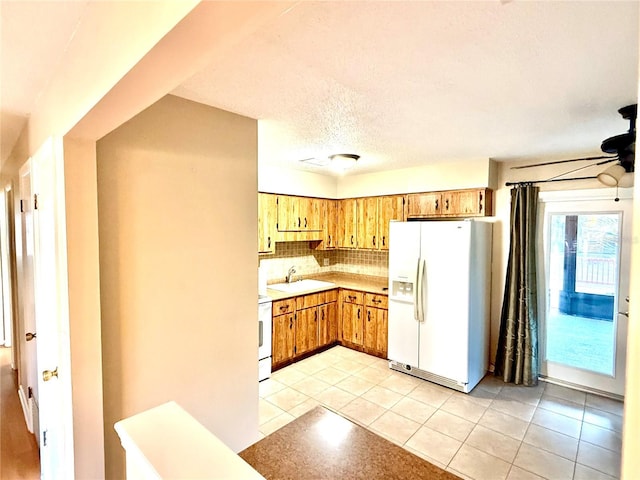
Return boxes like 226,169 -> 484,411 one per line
619,311 -> 629,318
26,332 -> 36,341
42,368 -> 58,382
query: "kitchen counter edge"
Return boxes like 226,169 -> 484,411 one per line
266,273 -> 388,301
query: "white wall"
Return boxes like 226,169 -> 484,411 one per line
259,158 -> 494,199
337,158 -> 493,198
97,95 -> 259,479
259,164 -> 337,198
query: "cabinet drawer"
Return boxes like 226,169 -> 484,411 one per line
273,298 -> 296,315
296,288 -> 340,309
342,290 -> 363,305
365,293 -> 388,309
324,289 -> 338,303
296,293 -> 323,310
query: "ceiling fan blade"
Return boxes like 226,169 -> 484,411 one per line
510,155 -> 617,170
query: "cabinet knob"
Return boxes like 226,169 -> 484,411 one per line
304,217 -> 308,228
435,199 -> 439,210
351,235 -> 354,245
382,236 -> 386,246
479,193 -> 483,212
267,236 -> 271,248
26,332 -> 36,342
373,235 -> 376,246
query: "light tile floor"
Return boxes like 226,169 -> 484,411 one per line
258,346 -> 623,480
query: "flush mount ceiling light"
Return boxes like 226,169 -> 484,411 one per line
329,153 -> 360,171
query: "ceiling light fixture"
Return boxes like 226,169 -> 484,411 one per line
597,164 -> 626,186
329,153 -> 360,171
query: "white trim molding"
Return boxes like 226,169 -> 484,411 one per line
539,187 -> 633,203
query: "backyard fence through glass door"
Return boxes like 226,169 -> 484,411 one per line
539,193 -> 630,397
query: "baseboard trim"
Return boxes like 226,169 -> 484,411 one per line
17,385 -> 34,433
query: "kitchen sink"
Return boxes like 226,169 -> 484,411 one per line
268,279 -> 336,293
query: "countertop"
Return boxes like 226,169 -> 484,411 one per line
266,272 -> 388,301
240,406 -> 459,480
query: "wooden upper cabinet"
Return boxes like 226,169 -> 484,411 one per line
276,195 -> 300,231
321,199 -> 338,249
299,197 -> 323,231
276,195 -> 323,232
446,188 -> 492,217
407,192 -> 442,218
407,189 -> 493,218
357,197 -> 378,249
258,193 -> 277,254
378,195 -> 405,250
338,199 -> 358,248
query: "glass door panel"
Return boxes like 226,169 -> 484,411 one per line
540,196 -> 630,396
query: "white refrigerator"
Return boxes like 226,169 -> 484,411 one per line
387,220 -> 492,393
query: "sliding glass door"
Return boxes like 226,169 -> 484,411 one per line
539,192 -> 631,396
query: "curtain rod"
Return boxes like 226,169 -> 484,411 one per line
505,175 -> 597,187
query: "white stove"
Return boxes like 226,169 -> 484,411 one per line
258,295 -> 272,381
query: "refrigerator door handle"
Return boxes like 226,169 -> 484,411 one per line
419,258 -> 426,322
414,257 -> 421,321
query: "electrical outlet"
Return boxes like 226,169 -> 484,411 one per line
323,258 -> 330,266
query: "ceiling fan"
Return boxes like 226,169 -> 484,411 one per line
510,104 -> 637,187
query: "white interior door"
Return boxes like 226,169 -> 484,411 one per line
18,161 -> 38,435
539,190 -> 631,396
31,137 -> 74,479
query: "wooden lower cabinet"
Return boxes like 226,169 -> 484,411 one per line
272,313 -> 295,364
342,302 -> 364,346
319,302 -> 338,347
272,288 -> 387,370
295,307 -> 319,356
272,291 -> 338,370
364,307 -> 388,357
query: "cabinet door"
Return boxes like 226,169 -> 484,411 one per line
276,195 -> 300,231
364,307 -> 388,356
320,199 -> 338,249
378,195 -> 405,250
375,308 -> 388,357
295,308 -> 318,356
299,197 -> 323,231
407,192 -> 442,218
357,197 -> 378,249
338,199 -> 358,248
258,193 -> 277,254
364,307 -> 378,352
272,313 -> 295,364
318,304 -> 329,347
342,302 -> 363,346
326,301 -> 338,343
318,302 -> 338,347
446,189 -> 490,217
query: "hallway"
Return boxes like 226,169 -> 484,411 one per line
0,347 -> 39,479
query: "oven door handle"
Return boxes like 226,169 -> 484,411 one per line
258,319 -> 264,348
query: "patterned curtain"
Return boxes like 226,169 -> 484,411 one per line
495,184 -> 540,386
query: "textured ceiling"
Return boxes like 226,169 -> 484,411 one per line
173,1 -> 640,176
2,2 -> 638,177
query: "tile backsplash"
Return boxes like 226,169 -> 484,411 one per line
259,242 -> 388,282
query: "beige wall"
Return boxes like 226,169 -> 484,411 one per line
62,137 -> 105,478
96,95 -> 259,479
337,158 -> 494,198
258,164 -> 337,198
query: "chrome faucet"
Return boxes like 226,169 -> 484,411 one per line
286,266 -> 296,283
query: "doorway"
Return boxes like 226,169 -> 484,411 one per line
539,190 -> 631,397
